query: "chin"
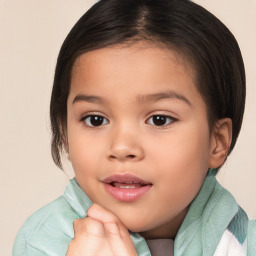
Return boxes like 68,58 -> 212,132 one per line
119,215 -> 153,233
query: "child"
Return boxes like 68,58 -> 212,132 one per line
13,0 -> 256,255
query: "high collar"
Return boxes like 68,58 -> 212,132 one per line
174,171 -> 242,256
63,171 -> 245,256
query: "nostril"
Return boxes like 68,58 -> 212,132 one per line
127,154 -> 135,159
109,154 -> 136,160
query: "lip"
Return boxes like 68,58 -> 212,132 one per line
102,174 -> 152,202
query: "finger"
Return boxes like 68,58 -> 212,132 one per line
104,222 -> 138,256
67,234 -> 109,256
73,217 -> 105,237
68,217 -> 111,256
87,203 -> 119,223
87,204 -> 130,239
87,204 -> 137,255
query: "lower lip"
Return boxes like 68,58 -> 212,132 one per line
104,183 -> 152,202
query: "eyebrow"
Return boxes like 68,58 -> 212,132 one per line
72,90 -> 191,106
137,91 -> 192,106
72,94 -> 104,104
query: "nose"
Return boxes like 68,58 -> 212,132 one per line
107,126 -> 145,162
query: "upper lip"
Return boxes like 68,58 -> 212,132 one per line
102,173 -> 152,185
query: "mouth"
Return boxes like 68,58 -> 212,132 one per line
102,174 -> 152,202
110,181 -> 147,189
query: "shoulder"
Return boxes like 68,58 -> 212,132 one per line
13,178 -> 92,256
13,195 -> 79,256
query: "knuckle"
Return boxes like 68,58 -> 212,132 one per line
88,219 -> 105,236
73,217 -> 105,238
73,218 -> 82,229
105,222 -> 120,236
88,204 -> 119,223
87,203 -> 100,216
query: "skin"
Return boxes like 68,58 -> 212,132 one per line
66,42 -> 232,255
67,204 -> 137,255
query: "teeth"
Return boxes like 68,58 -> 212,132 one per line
119,185 -> 137,189
112,182 -> 143,189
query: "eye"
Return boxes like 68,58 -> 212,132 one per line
146,115 -> 175,126
82,115 -> 109,127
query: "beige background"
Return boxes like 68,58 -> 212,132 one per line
0,0 -> 255,255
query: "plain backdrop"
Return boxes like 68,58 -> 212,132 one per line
0,0 -> 255,255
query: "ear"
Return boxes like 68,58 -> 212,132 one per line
208,118 -> 232,169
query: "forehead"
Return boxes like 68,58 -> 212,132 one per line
71,42 -> 196,88
69,42 -> 202,109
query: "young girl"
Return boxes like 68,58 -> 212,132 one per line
13,0 -> 256,255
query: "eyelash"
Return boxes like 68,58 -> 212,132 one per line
146,115 -> 176,127
80,114 -> 176,127
81,115 -> 109,127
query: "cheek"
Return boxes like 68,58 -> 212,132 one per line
68,129 -> 98,174
149,125 -> 211,194
151,125 -> 210,168
68,123 -> 102,157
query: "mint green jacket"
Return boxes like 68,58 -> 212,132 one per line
13,172 -> 256,255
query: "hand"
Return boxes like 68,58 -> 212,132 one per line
66,203 -> 138,256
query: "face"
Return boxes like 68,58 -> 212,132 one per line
67,42 -> 213,238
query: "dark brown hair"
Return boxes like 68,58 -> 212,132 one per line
50,0 -> 245,169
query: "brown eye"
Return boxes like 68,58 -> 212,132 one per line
147,115 -> 174,126
83,115 -> 109,127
